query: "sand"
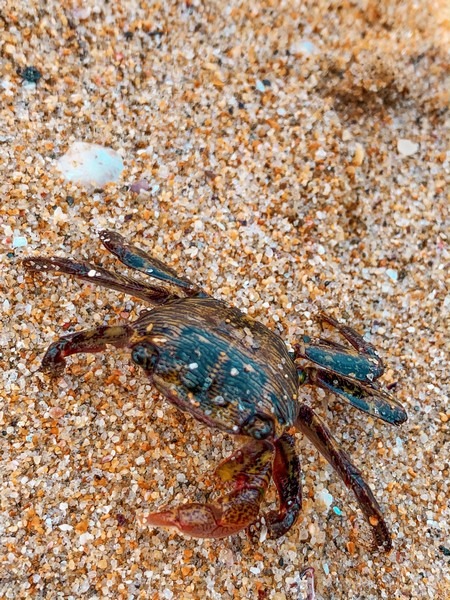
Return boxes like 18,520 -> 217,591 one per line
1,1 -> 449,598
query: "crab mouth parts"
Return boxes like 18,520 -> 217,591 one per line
241,413 -> 275,440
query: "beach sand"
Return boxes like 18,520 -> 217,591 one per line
1,1 -> 449,598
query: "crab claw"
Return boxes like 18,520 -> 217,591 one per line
144,503 -> 238,538
143,440 -> 274,539
144,487 -> 267,539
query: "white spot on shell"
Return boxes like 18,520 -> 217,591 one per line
230,368 -> 239,376
212,395 -> 227,406
188,362 -> 198,370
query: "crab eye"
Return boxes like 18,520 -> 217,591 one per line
131,342 -> 159,371
243,414 -> 274,440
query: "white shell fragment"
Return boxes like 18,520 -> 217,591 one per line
12,236 -> 28,248
397,138 -> 419,156
289,39 -> 317,55
386,268 -> 398,281
317,488 -> 334,511
56,142 -> 124,187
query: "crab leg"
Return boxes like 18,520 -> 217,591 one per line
266,433 -> 302,538
318,312 -> 384,364
295,404 -> 392,551
294,311 -> 384,383
303,367 -> 407,425
99,230 -> 206,298
143,439 -> 273,538
39,325 -> 133,375
23,257 -> 173,304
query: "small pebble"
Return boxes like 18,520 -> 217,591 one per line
130,178 -> 150,193
386,268 -> 398,281
12,236 -> 27,248
49,406 -> 65,419
352,143 -> 365,166
397,138 -> 419,156
342,129 -> 352,141
317,489 -> 333,510
290,39 -> 317,55
20,66 -> 42,83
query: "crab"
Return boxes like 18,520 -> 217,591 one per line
23,230 -> 407,551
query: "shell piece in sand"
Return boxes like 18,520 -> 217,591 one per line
57,142 -> 124,187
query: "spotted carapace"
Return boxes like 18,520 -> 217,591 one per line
23,230 -> 407,550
